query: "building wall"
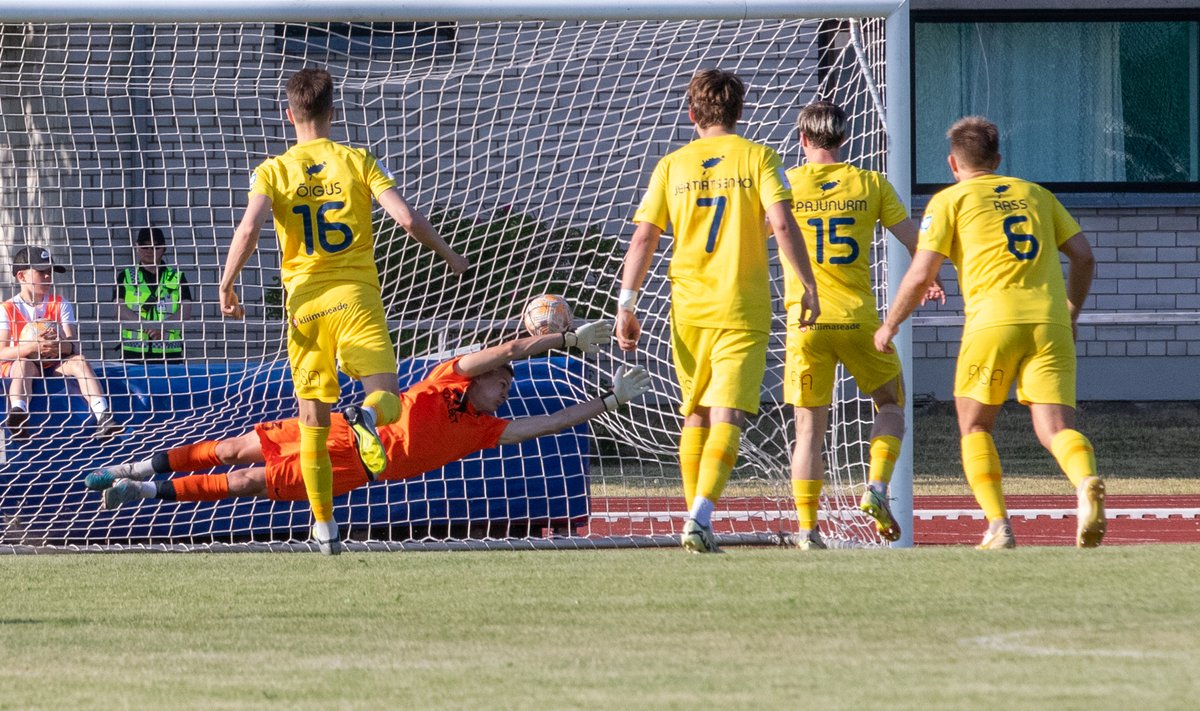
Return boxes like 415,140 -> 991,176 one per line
911,204 -> 1200,400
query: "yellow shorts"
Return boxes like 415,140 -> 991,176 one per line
783,316 -> 902,408
955,323 -> 1076,407
286,282 -> 397,403
670,317 -> 767,416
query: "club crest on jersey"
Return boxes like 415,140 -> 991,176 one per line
701,156 -> 724,170
819,180 -> 839,192
920,215 -> 933,232
993,184 -> 1010,194
306,162 -> 326,176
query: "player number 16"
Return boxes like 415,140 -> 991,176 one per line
292,202 -> 354,255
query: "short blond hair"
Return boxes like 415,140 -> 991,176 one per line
687,69 -> 744,129
797,100 -> 847,150
947,116 -> 1001,170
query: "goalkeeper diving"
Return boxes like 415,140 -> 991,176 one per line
85,321 -> 649,511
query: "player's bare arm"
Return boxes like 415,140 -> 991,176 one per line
377,188 -> 469,275
456,320 -> 613,378
874,248 -> 946,353
767,200 -> 820,326
498,365 -> 650,444
0,324 -> 14,360
219,192 -> 272,319
616,221 -> 662,352
1058,231 -> 1095,338
886,218 -> 946,304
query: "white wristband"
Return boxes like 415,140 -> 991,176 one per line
602,392 -> 621,412
618,288 -> 639,313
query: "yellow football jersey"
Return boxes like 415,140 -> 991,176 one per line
633,134 -> 793,332
250,137 -> 397,296
919,174 -> 1081,333
784,162 -> 908,323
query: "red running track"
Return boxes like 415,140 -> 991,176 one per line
586,495 -> 1200,546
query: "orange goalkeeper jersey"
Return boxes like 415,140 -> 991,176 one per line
257,357 -> 511,500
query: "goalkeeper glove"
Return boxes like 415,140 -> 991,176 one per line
563,319 -> 613,353
601,365 -> 651,412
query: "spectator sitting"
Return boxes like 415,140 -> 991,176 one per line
0,245 -> 122,440
115,226 -> 194,362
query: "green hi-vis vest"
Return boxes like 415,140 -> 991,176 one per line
121,266 -> 184,356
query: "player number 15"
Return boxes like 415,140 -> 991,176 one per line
806,216 -> 859,264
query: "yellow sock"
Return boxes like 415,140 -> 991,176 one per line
962,431 -> 1006,521
868,435 -> 902,486
1050,429 -> 1096,488
364,390 -> 401,426
696,422 -> 741,504
679,426 -> 708,509
299,424 -> 334,523
792,479 -> 823,531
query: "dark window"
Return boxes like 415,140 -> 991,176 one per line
914,12 -> 1199,192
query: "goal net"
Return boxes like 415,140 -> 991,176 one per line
0,6 -> 906,550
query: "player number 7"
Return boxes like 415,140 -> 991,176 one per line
696,196 -> 727,253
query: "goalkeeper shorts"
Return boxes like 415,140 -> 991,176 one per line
255,415 -> 370,501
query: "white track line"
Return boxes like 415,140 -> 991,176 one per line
592,508 -> 1200,522
962,630 -> 1183,660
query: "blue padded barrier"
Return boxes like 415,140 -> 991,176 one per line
0,356 -> 590,544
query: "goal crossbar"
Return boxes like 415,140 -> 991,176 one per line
0,0 -> 905,23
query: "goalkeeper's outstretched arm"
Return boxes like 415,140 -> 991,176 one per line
456,320 -> 614,378
498,365 -> 651,444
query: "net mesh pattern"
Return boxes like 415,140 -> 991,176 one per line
0,18 -> 894,548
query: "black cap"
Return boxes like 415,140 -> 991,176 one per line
136,227 -> 167,246
12,246 -> 66,276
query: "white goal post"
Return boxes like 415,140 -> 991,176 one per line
0,0 -> 913,550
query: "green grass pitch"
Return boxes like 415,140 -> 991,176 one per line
2,546 -> 1197,709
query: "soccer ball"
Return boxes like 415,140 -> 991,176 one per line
522,294 -> 573,335
17,321 -> 57,359
18,321 -> 56,345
